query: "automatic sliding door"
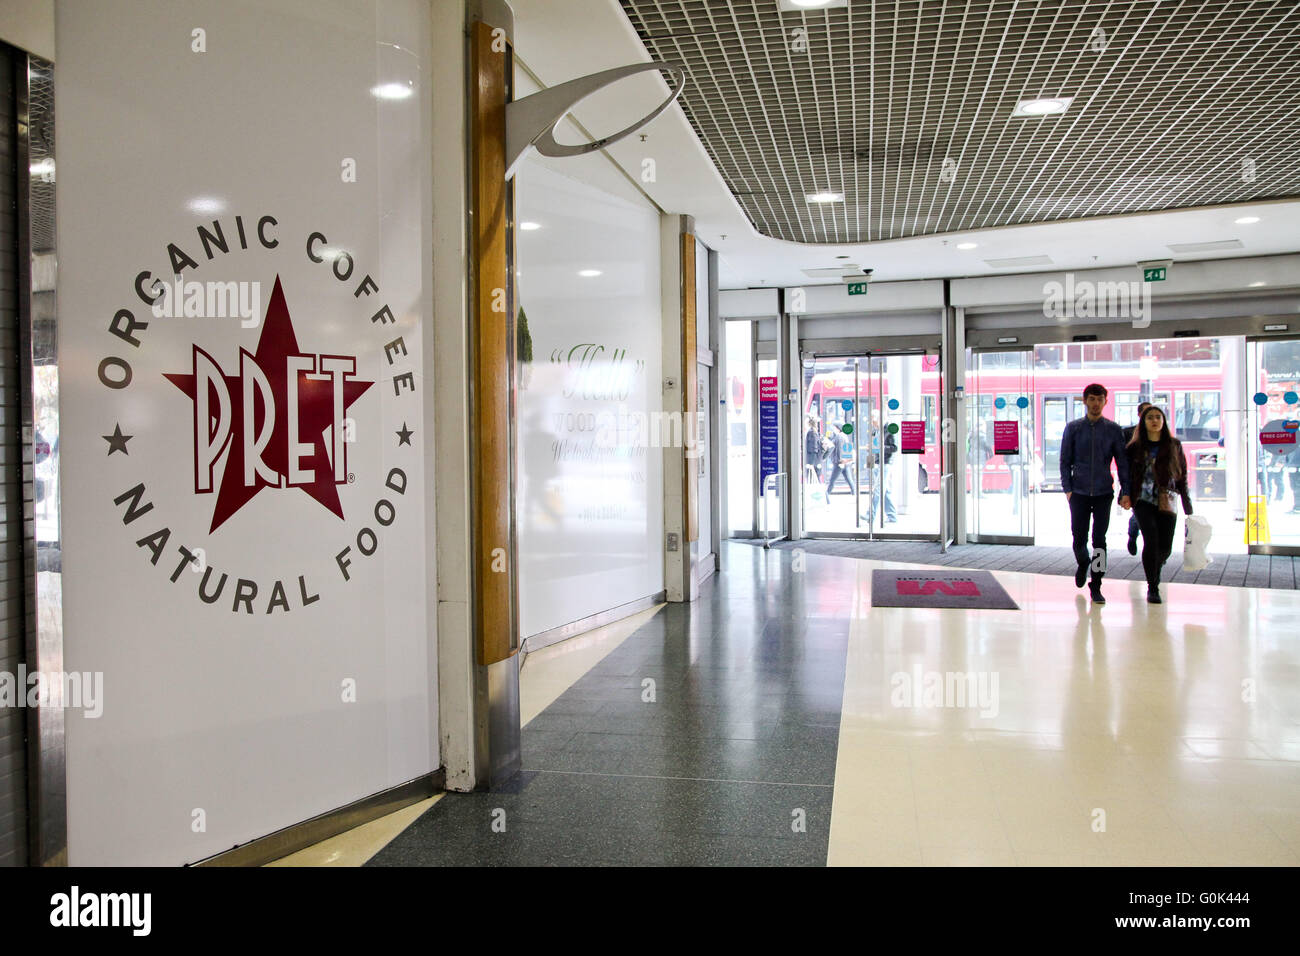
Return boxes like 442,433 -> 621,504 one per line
802,350 -> 939,539
802,356 -> 863,534
1246,337 -> 1300,554
868,353 -> 940,539
967,349 -> 1034,543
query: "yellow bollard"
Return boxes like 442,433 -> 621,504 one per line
1246,495 -> 1271,545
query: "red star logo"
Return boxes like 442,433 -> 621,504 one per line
165,276 -> 373,533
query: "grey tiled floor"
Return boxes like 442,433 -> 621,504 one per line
743,538 -> 1300,590
367,548 -> 851,867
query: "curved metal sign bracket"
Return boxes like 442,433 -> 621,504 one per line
505,61 -> 686,180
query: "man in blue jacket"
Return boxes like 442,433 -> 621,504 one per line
1060,383 -> 1132,604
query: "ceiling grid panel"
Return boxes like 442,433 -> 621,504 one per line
992,0 -> 1156,227
618,0 -> 1300,245
1104,2 -> 1295,214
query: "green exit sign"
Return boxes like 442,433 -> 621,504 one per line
847,282 -> 869,296
1143,267 -> 1167,282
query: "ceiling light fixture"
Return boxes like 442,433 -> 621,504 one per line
806,192 -> 844,204
372,82 -> 414,100
1235,216 -> 1260,224
578,269 -> 602,277
187,197 -> 224,215
778,0 -> 847,9
956,242 -> 978,250
1012,97 -> 1073,118
519,221 -> 541,231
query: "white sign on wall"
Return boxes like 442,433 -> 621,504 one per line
515,159 -> 665,637
57,0 -> 435,865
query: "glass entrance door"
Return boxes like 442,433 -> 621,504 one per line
967,349 -> 1035,542
1246,337 -> 1300,554
801,350 -> 941,539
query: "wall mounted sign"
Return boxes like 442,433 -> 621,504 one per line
58,0 -> 434,865
760,376 -> 779,494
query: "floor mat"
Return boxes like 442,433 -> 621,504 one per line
870,569 -> 1020,609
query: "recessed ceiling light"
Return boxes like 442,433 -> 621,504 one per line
578,269 -> 602,277
519,221 -> 541,231
956,242 -> 978,250
372,82 -> 414,100
187,197 -> 224,215
778,0 -> 847,9
806,192 -> 844,204
1235,216 -> 1260,224
1012,97 -> 1073,118
1249,281 -> 1267,287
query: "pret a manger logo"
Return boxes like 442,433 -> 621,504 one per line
165,276 -> 373,532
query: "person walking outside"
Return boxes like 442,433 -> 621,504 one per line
825,425 -> 856,495
1123,401 -> 1153,555
1060,383 -> 1132,604
1126,405 -> 1192,604
804,415 -> 826,483
865,410 -> 898,524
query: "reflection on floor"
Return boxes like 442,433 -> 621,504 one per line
755,537 -> 1300,590
368,557 -> 847,866
830,555 -> 1300,865
803,486 -> 1255,556
286,542 -> 1300,866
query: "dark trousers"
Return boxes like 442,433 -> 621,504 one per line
1133,501 -> 1177,587
1069,493 -> 1113,580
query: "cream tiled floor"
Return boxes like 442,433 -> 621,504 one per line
267,797 -> 442,867
828,559 -> 1300,866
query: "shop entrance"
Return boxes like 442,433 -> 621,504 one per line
964,334 -> 1252,555
801,349 -> 942,540
1246,336 -> 1300,554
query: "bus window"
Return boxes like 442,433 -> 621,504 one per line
1115,392 -> 1142,427
1174,391 -> 1221,441
1116,391 -> 1171,426
1035,346 -> 1063,369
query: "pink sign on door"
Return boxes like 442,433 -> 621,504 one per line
900,421 -> 925,454
993,420 -> 1019,455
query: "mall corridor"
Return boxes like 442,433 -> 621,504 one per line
301,542 -> 1300,867
2,0 -> 1299,935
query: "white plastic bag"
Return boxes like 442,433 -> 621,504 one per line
1183,514 -> 1213,572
